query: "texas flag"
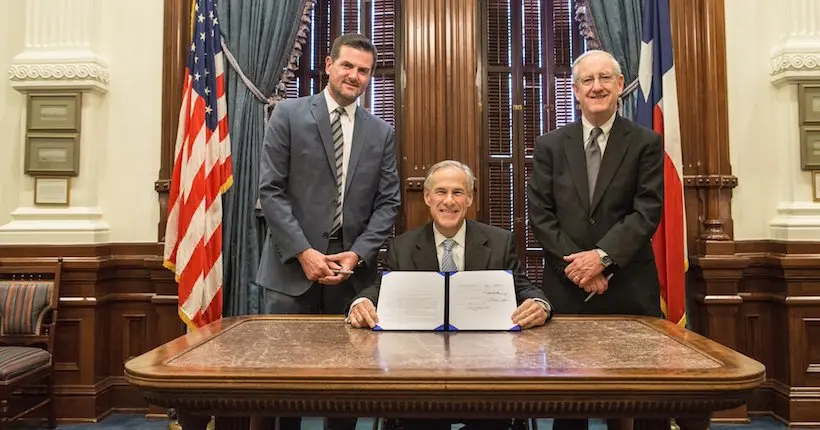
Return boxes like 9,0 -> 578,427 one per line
636,0 -> 687,326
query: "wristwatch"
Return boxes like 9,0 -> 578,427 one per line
536,299 -> 554,321
596,248 -> 616,276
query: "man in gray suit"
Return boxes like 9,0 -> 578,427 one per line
257,33 -> 400,430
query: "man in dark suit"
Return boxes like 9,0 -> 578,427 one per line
256,33 -> 400,430
348,160 -> 551,331
527,50 -> 664,430
348,161 -> 551,430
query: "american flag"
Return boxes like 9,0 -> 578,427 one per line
636,0 -> 686,326
163,0 -> 232,330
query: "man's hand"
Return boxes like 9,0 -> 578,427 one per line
296,248 -> 334,281
348,299 -> 378,329
320,251 -> 361,285
511,299 -> 549,329
563,250 -> 604,285
580,273 -> 609,295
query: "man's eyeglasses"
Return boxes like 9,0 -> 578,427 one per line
575,74 -> 616,87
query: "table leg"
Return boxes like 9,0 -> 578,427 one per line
676,416 -> 712,430
176,411 -> 211,430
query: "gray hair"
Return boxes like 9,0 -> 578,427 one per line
571,50 -> 622,81
424,160 -> 475,192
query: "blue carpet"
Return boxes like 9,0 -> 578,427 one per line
12,414 -> 786,429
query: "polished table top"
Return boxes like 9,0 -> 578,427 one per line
124,315 -> 764,426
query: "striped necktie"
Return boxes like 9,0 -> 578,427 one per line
440,239 -> 458,272
330,106 -> 346,236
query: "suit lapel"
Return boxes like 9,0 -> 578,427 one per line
464,221 -> 491,271
411,224 -> 440,271
590,116 -> 630,213
310,94 -> 338,179
345,107 -> 371,194
563,121 -> 590,212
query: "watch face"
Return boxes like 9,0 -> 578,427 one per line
601,255 -> 613,266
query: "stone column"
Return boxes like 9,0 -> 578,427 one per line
2,0 -> 110,243
769,0 -> 820,241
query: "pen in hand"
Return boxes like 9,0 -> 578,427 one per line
333,268 -> 355,275
584,291 -> 595,302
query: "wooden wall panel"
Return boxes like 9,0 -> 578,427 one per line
0,244 -> 182,424
401,0 -> 480,230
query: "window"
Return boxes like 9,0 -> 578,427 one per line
286,0 -> 398,129
482,0 -> 584,284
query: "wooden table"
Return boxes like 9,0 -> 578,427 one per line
124,315 -> 765,430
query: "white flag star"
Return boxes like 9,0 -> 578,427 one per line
200,32 -> 206,41
205,105 -> 213,115
198,13 -> 205,23
204,87 -> 211,95
194,72 -> 201,81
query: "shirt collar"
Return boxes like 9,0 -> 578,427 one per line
432,221 -> 467,250
323,88 -> 357,119
582,112 -> 617,142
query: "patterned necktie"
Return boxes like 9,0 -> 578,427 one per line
585,126 -> 604,203
440,239 -> 458,272
330,106 -> 346,236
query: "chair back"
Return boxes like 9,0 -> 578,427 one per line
0,261 -> 62,353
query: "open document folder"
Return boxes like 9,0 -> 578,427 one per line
373,270 -> 520,331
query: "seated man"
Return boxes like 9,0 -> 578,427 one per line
347,160 -> 553,430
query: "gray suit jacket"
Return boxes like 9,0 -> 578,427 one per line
353,221 -> 549,308
527,116 -> 664,316
257,93 -> 401,297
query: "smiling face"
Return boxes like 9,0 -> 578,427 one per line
325,45 -> 374,106
572,52 -> 624,126
423,166 -> 474,237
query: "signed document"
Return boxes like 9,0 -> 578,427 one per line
375,271 -> 446,330
374,270 -> 518,331
449,270 -> 518,331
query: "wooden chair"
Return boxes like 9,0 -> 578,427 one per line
0,259 -> 62,429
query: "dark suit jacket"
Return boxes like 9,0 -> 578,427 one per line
257,93 -> 401,301
527,116 -> 663,316
353,220 -> 548,308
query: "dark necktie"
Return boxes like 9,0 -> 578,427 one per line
585,126 -> 604,202
330,107 -> 346,236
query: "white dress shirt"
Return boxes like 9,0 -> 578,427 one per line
581,112 -> 616,154
323,88 -> 357,221
432,222 -> 467,271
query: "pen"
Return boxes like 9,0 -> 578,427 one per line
584,291 -> 595,302
333,269 -> 355,275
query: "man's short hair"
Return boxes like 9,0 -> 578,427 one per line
424,160 -> 475,192
571,50 -> 622,81
330,33 -> 378,68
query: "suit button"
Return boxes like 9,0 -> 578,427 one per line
322,232 -> 329,239
331,199 -> 338,206
589,218 -> 595,224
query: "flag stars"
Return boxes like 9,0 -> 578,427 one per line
204,87 -> 211,95
205,105 -> 213,115
209,10 -> 214,19
194,72 -> 201,81
194,55 -> 199,63
200,32 -> 206,41
204,69 -> 210,76
191,43 -> 195,51
198,13 -> 205,23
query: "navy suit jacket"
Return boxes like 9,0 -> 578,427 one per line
527,116 -> 664,316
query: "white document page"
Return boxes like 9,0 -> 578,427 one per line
375,271 -> 445,330
448,270 -> 518,331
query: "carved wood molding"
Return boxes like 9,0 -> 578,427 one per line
671,0 -> 734,248
157,0 -> 194,242
142,394 -> 747,416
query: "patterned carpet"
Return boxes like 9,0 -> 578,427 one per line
12,414 -> 787,430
